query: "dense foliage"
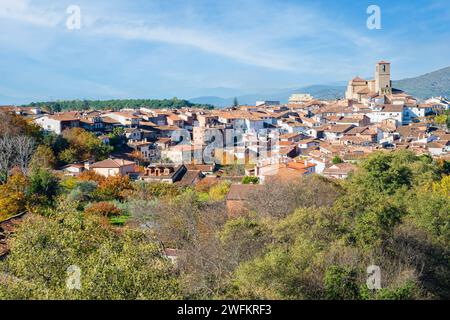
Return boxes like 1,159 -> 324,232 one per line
0,109 -> 448,300
22,98 -> 214,112
0,200 -> 180,300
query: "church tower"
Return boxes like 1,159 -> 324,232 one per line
375,61 -> 392,95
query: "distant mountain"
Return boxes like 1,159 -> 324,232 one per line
188,96 -> 233,107
190,67 -> 450,107
189,87 -> 249,98
393,67 -> 450,99
189,85 -> 346,107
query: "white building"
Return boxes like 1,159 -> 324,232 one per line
34,115 -> 80,134
288,93 -> 314,104
103,112 -> 140,127
403,104 -> 434,123
367,104 -> 404,125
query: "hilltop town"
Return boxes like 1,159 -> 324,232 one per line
2,61 -> 448,186
0,61 -> 449,300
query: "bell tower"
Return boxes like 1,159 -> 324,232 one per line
375,61 -> 392,95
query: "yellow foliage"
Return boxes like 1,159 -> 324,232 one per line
208,181 -> 231,201
0,173 -> 30,220
433,175 -> 450,197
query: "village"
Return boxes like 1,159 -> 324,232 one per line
1,60 -> 449,219
2,61 -> 445,188
1,59 -> 449,300
2,0 -> 450,304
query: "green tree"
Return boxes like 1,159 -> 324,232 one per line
28,168 -> 60,206
0,200 -> 181,300
29,145 -> 57,171
434,114 -> 447,126
324,265 -> 360,300
59,147 -> 78,164
220,216 -> 271,268
61,128 -> 113,163
241,176 -> 259,184
332,156 -> 344,164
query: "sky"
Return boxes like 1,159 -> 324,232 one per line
1,0 -> 450,104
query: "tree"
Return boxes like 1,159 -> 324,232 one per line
42,132 -> 68,155
19,99 -> 213,113
0,173 -> 30,220
208,181 -> 231,201
434,114 -> 447,128
78,170 -> 106,184
59,147 -> 78,164
0,135 -> 35,180
0,110 -> 42,140
66,180 -> 98,203
141,189 -> 229,297
28,169 -> 60,206
233,97 -> 239,107
95,175 -> 134,201
241,176 -> 259,184
324,266 -> 360,300
29,145 -> 57,171
129,181 -> 181,201
0,200 -> 181,299
0,135 -> 15,182
246,175 -> 342,218
84,201 -> 123,218
108,127 -> 126,150
220,217 -> 271,270
408,178 -> 450,247
332,156 -> 344,164
61,128 -> 113,163
352,200 -> 405,250
13,135 -> 35,174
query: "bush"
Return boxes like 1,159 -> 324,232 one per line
332,156 -> 344,164
209,181 -> 231,201
0,201 -> 181,300
85,202 -> 123,218
241,176 -> 259,185
95,175 -> 134,201
0,173 -> 30,220
324,265 -> 360,300
28,169 -> 60,205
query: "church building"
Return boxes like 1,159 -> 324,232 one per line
345,61 -> 392,102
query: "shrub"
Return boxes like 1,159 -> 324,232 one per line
241,176 -> 259,185
85,201 -> 123,218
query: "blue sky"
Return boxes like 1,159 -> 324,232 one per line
1,0 -> 449,104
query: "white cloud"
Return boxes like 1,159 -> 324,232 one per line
2,0 -> 372,72
0,0 -> 411,79
92,22 -> 295,71
0,0 -> 62,27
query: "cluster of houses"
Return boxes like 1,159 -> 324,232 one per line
2,61 -> 449,197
